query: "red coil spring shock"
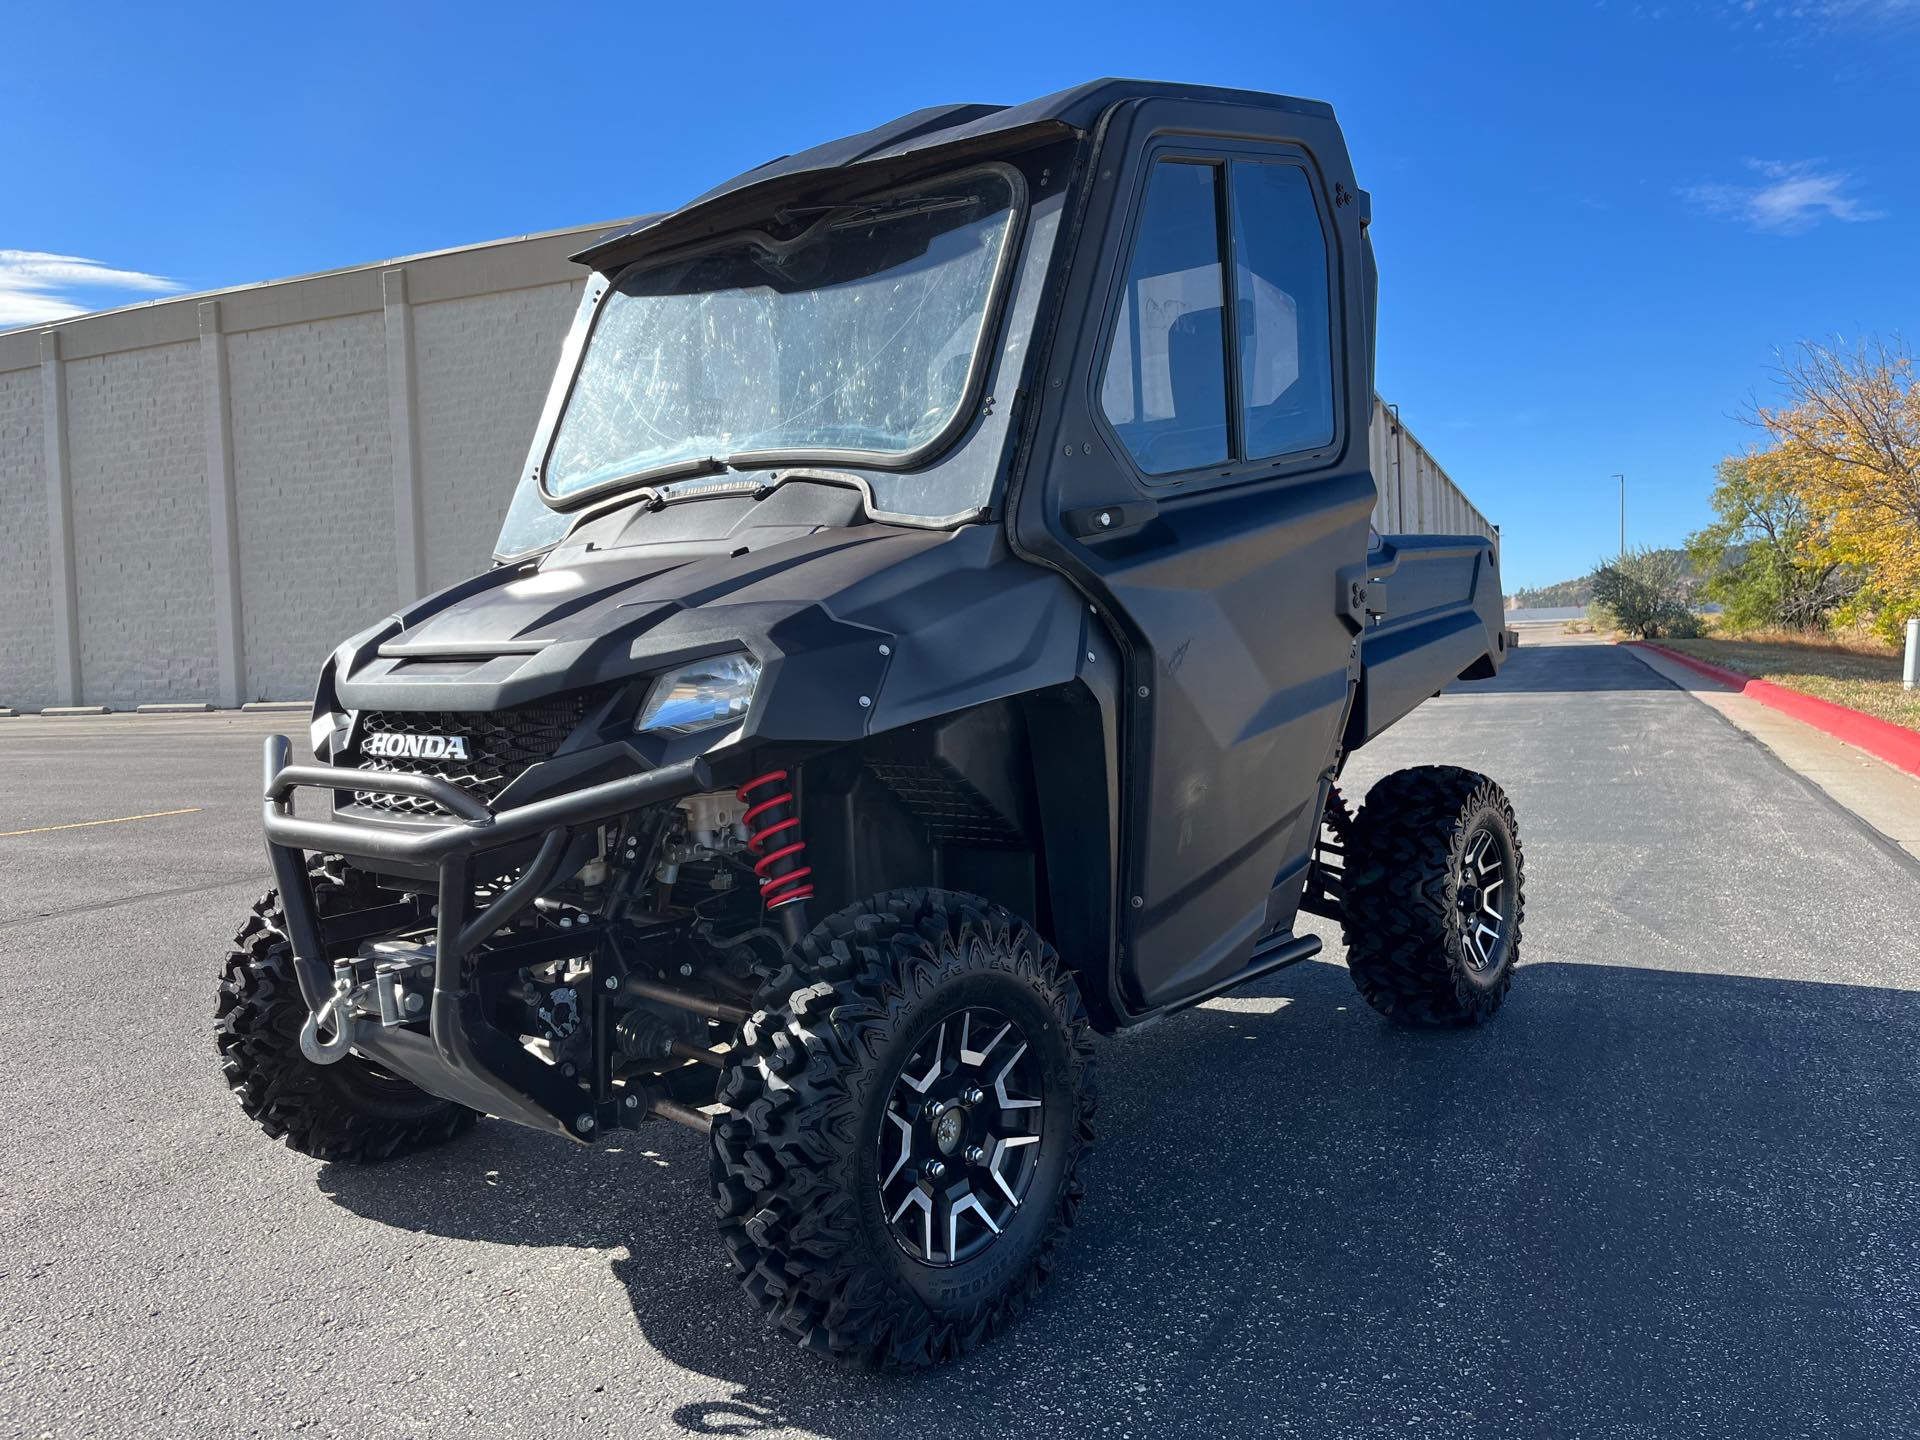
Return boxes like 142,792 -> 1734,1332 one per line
736,770 -> 813,910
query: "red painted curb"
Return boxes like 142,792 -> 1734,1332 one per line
1628,640 -> 1920,778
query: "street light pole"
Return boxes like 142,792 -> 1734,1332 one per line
1611,474 -> 1625,557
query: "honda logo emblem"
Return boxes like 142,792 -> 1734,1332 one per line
361,732 -> 471,761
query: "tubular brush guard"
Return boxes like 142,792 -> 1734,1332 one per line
260,734 -> 712,1142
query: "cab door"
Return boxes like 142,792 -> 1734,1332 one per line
1012,101 -> 1377,1012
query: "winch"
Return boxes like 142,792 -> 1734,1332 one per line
297,939 -> 435,1064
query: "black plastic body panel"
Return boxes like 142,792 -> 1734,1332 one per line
326,505 -> 1095,756
574,79 -> 1334,271
1008,95 -> 1383,1012
1349,534 -> 1507,746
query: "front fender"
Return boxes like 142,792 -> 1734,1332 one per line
834,527 -> 1100,737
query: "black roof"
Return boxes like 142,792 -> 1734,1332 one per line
572,78 -> 1333,269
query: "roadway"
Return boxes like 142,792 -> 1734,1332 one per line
2,639 -> 1916,1438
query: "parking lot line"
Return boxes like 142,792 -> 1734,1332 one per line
0,806 -> 202,839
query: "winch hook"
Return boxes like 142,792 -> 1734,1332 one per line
298,975 -> 358,1065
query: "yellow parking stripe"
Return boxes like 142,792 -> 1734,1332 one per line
0,806 -> 202,839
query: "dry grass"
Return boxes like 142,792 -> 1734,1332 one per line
1697,619 -> 1900,658
1658,632 -> 1918,732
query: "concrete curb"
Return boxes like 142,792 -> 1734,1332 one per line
0,707 -> 14,718
240,701 -> 308,712
1630,640 -> 1920,778
136,702 -> 215,713
41,705 -> 112,716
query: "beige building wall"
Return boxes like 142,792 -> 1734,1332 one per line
1368,396 -> 1494,548
414,281 -> 585,593
228,313 -> 397,702
0,367 -> 52,708
66,342 -> 218,705
0,223 -> 611,711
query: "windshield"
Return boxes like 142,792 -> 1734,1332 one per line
542,170 -> 1021,502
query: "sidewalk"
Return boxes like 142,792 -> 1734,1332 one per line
1624,642 -> 1920,863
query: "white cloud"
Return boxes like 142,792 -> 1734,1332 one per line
1794,0 -> 1920,20
1706,0 -> 1920,36
0,250 -> 183,329
1678,159 -> 1883,234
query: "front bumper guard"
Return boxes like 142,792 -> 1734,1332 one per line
261,735 -> 712,1142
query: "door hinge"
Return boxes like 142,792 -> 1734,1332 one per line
1336,563 -> 1386,634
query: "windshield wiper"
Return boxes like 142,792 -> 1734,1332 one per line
642,460 -> 793,510
557,453 -> 729,506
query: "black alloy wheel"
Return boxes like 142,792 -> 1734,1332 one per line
877,1006 -> 1044,1267
1454,822 -> 1517,975
1342,765 -> 1526,1025
710,888 -> 1095,1368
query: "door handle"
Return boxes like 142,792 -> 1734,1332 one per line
1065,499 -> 1159,538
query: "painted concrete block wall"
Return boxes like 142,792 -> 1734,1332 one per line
64,342 -> 220,706
414,279 -> 583,592
0,222 -> 613,711
0,368 -> 52,710
1368,396 -> 1496,552
229,313 -> 397,701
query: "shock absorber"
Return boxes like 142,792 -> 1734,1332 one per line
736,769 -> 812,946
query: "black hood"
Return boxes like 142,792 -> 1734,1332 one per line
331,517 -> 942,716
320,486 -> 1095,760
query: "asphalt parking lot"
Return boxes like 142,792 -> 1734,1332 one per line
4,639 -> 1918,1439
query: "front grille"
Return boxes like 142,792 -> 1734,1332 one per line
344,694 -> 594,818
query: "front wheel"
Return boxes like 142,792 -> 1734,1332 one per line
710,889 -> 1095,1368
215,857 -> 477,1162
1342,766 -> 1525,1025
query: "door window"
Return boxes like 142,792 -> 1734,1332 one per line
1229,162 -> 1335,458
1098,150 -> 1338,482
1099,161 -> 1229,475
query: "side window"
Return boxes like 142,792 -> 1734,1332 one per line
1099,162 -> 1229,476
1229,162 -> 1335,458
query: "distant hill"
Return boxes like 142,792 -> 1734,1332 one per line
1507,574 -> 1597,610
1505,548 -> 1706,611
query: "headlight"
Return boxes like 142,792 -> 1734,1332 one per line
635,654 -> 761,735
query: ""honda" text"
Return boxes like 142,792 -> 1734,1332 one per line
362,732 -> 471,761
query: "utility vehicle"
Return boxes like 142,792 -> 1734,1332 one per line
219,79 -> 1522,1368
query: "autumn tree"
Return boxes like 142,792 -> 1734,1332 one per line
1686,444 -> 1858,630
1756,339 -> 1920,641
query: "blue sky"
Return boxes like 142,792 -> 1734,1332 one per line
4,1 -> 1915,589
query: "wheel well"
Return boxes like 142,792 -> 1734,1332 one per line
798,685 -> 1118,1028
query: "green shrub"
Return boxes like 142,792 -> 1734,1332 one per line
1590,549 -> 1696,638
1664,609 -> 1704,639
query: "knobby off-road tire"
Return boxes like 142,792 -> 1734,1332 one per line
215,856 -> 477,1162
711,889 -> 1095,1368
1343,765 -> 1525,1025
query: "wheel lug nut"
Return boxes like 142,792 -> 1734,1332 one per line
963,1086 -> 985,1105
926,1100 -> 947,1119
965,1144 -> 985,1165
923,1159 -> 946,1181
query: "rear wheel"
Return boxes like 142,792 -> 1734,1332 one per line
215,856 -> 477,1163
710,889 -> 1094,1368
1342,766 -> 1525,1024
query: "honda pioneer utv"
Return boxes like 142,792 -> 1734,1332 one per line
218,79 -> 1521,1368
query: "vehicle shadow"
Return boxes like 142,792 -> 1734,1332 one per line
1446,641 -> 1676,695
318,957 -> 1920,1438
